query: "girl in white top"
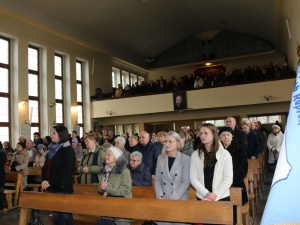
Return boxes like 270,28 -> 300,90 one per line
190,123 -> 233,201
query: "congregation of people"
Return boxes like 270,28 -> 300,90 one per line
0,118 -> 285,225
92,61 -> 294,100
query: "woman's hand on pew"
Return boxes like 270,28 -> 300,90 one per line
101,181 -> 109,190
205,192 -> 217,201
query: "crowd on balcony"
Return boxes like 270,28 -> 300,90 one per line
92,61 -> 294,100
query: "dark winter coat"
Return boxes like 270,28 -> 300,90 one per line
129,162 -> 152,186
137,141 -> 161,175
223,140 -> 248,204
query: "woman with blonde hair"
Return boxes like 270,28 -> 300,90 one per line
190,123 -> 233,201
78,133 -> 106,184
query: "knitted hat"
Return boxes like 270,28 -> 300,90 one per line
272,125 -> 281,130
107,146 -> 123,160
218,126 -> 233,136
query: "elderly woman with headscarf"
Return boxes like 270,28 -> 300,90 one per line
98,146 -> 132,225
78,133 -> 106,184
129,151 -> 152,186
218,126 -> 248,205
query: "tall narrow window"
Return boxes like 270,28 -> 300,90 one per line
0,37 -> 10,141
54,54 -> 64,124
76,61 -> 84,136
121,71 -> 129,86
28,46 -> 40,133
112,67 -> 120,88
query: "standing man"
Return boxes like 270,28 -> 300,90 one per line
241,124 -> 260,160
226,116 -> 248,151
137,131 -> 162,175
33,132 -> 44,148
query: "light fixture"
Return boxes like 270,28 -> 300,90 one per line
48,102 -> 56,108
107,110 -> 112,115
146,44 -> 154,63
205,63 -> 212,66
20,99 -> 29,106
264,95 -> 272,101
71,105 -> 78,112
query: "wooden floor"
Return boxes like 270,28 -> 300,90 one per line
0,170 -> 274,225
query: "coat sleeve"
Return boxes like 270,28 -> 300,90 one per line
169,155 -> 190,200
16,152 -> 29,172
154,156 -> 164,198
132,166 -> 152,186
213,152 -> 233,198
233,146 -> 248,185
190,152 -> 209,198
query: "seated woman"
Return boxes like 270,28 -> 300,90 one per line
156,131 -> 167,151
33,144 -> 47,183
10,142 -> 29,189
98,146 -> 132,225
71,139 -> 83,160
78,133 -> 106,184
219,127 -> 248,205
154,131 -> 190,225
190,123 -> 233,201
129,151 -> 152,186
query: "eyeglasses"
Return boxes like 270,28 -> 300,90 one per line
163,140 -> 176,144
130,159 -> 139,163
50,131 -> 57,135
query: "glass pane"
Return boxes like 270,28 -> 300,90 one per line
112,72 -> 115,88
76,62 -> 82,81
268,115 -> 280,123
77,84 -> 82,102
0,38 -> 9,64
138,76 -> 144,83
54,55 -> 62,76
257,116 -> 267,124
77,105 -> 83,124
215,120 -> 225,127
29,100 -> 39,123
205,120 -> 214,124
79,127 -> 83,138
0,127 -> 9,142
28,47 -> 38,71
0,68 -> 9,93
31,127 -> 39,136
55,79 -> 62,99
28,74 -> 38,96
55,103 -> 63,123
0,97 -> 9,122
131,74 -> 137,85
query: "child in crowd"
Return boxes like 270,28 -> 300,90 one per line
5,152 -> 13,166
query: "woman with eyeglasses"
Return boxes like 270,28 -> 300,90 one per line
129,151 -> 152,186
41,125 -> 76,225
190,123 -> 233,202
154,131 -> 190,225
78,133 -> 106,184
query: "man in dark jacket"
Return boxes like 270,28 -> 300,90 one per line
137,131 -> 161,175
242,124 -> 260,159
226,116 -> 248,151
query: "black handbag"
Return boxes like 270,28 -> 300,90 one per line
96,217 -> 116,225
28,209 -> 44,225
10,161 -> 21,172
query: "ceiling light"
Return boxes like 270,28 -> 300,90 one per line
205,63 -> 211,66
146,44 -> 154,63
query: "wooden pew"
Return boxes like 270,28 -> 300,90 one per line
72,184 -> 241,225
4,171 -> 23,209
18,191 -> 233,225
26,167 -> 42,192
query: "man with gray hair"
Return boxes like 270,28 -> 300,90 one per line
137,131 -> 161,175
226,116 -> 248,151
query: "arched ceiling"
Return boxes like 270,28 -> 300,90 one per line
0,0 -> 283,68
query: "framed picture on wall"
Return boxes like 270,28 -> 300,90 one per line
93,122 -> 99,132
173,92 -> 187,110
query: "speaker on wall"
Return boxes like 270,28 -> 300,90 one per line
285,18 -> 292,40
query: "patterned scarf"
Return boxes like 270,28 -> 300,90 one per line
47,142 -> 63,159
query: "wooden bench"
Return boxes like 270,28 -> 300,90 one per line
4,171 -> 23,209
18,191 -> 233,225
26,167 -> 42,192
70,184 -> 240,225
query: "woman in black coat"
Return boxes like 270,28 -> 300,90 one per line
129,151 -> 152,186
219,127 -> 248,204
42,125 -> 76,225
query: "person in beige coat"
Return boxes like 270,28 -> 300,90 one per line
10,142 -> 29,189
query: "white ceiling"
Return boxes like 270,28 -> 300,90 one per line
0,0 -> 282,68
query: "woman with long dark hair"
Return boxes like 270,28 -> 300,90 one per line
41,125 -> 75,225
190,123 -> 233,201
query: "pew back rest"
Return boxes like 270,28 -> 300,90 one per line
19,191 -> 233,225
